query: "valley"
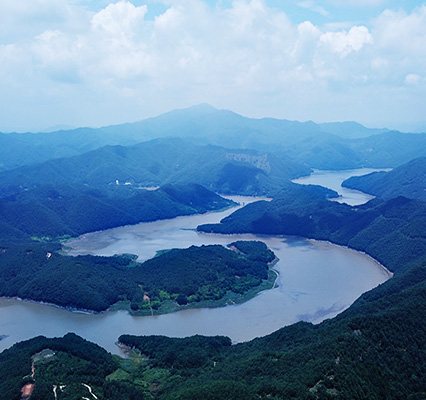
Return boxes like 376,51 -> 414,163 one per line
0,106 -> 424,399
0,170 -> 391,356
2,1 -> 426,397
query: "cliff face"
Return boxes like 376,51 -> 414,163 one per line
226,153 -> 271,173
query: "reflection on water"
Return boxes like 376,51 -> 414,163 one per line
0,173 -> 392,355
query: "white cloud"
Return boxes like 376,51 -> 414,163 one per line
327,0 -> 388,6
0,0 -> 426,131
405,74 -> 421,86
373,6 -> 426,56
319,26 -> 373,57
298,1 -> 331,18
92,1 -> 147,37
371,56 -> 388,69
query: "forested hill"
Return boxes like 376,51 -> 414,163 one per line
0,138 -> 310,197
0,240 -> 275,313
0,183 -> 235,240
342,156 -> 426,201
0,333 -> 122,400
198,189 -> 426,274
1,105 -> 425,172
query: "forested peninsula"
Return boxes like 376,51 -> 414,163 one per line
342,156 -> 426,201
0,181 -> 281,313
198,185 -> 425,274
0,241 -> 275,313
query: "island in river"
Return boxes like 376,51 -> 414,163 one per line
0,240 -> 276,314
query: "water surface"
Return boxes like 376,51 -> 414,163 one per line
0,172 -> 392,355
292,168 -> 391,206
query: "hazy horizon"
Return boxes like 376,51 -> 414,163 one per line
1,0 -> 425,133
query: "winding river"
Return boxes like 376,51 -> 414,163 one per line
0,169 -> 391,355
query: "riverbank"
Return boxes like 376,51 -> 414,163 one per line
0,241 -> 278,317
0,234 -> 390,355
0,169 -> 395,354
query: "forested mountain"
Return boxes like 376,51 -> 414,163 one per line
199,188 -> 426,274
0,138 -> 311,197
0,241 -> 275,312
0,183 -> 234,240
342,157 -> 426,201
349,131 -> 426,168
1,105 -> 424,172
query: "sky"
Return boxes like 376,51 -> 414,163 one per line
0,0 -> 425,132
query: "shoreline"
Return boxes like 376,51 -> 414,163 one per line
198,229 -> 394,278
62,195 -> 268,257
0,296 -> 102,315
37,230 -> 395,317
0,257 -> 281,317
306,238 -> 393,278
5,232 -> 391,318
62,199 -> 246,250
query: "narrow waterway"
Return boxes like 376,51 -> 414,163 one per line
0,170 -> 391,355
292,167 -> 391,206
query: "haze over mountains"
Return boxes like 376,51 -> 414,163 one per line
0,104 -> 424,244
1,104 -> 425,172
0,138 -> 310,198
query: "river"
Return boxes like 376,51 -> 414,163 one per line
0,170 -> 391,355
292,167 -> 391,206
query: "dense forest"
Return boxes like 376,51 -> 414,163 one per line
342,157 -> 426,201
0,241 -> 275,312
0,333 -> 144,400
0,180 -> 424,398
0,183 -> 235,239
198,185 -> 426,274
0,138 -> 311,197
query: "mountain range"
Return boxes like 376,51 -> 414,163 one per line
1,104 -> 425,172
0,138 -> 310,198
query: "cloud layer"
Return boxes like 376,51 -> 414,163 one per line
0,0 -> 425,131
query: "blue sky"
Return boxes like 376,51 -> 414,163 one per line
0,0 -> 425,132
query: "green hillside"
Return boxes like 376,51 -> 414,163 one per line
0,333 -> 128,400
0,138 -> 311,197
0,183 -> 234,239
0,241 -> 275,313
0,196 -> 425,398
342,157 -> 426,201
198,189 -> 426,274
1,105 -> 424,172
